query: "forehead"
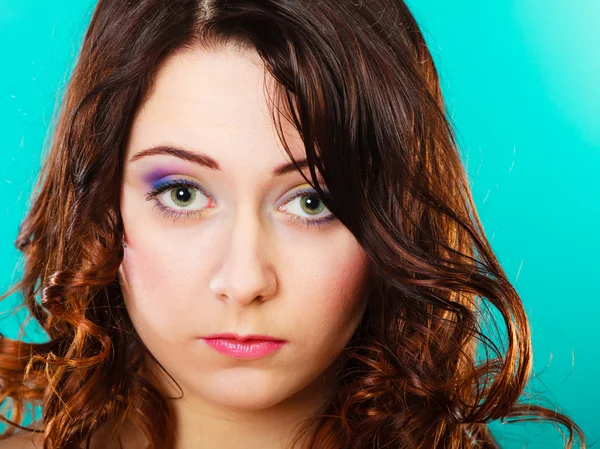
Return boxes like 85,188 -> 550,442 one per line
125,44 -> 306,170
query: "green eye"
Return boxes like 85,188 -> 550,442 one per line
280,187 -> 334,228
299,194 -> 325,215
171,186 -> 196,207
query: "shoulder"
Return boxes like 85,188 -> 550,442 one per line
0,433 -> 43,449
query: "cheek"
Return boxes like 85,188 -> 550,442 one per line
291,231 -> 371,344
119,244 -> 184,340
119,184 -> 211,312
118,217 -> 211,340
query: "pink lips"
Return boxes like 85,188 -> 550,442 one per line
201,333 -> 287,359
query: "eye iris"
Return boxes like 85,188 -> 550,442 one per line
300,194 -> 324,215
171,187 -> 195,207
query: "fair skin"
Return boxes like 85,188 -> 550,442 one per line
0,43 -> 371,449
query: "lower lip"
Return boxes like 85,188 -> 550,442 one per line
201,338 -> 286,359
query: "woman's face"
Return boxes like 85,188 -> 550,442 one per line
119,44 -> 371,412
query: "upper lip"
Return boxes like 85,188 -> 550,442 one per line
203,332 -> 286,342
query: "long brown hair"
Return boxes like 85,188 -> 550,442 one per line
0,0 -> 586,448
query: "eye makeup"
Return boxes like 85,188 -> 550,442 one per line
140,166 -> 337,229
144,175 -> 213,223
142,165 -> 199,187
279,187 -> 336,229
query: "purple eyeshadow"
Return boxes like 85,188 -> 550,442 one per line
142,164 -> 199,189
143,168 -> 174,186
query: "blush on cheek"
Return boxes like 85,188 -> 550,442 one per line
120,252 -> 172,339
121,245 -> 162,300
312,253 -> 371,329
334,247 -> 371,306
120,240 -> 202,332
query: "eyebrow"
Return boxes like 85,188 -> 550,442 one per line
129,145 -> 310,177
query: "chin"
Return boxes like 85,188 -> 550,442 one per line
195,370 -> 312,411
212,391 -> 285,410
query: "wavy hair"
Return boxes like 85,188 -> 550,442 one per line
0,0 -> 586,448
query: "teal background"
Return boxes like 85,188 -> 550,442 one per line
1,1 -> 598,446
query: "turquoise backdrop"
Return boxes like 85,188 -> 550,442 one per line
1,1 -> 598,446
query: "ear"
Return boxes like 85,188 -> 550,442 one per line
117,235 -> 127,280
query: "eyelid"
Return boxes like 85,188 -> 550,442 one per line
279,186 -> 327,208
278,186 -> 334,220
280,181 -> 329,201
149,177 -> 211,197
149,178 -> 326,207
146,177 -> 334,226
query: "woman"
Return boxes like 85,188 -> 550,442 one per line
0,0 -> 586,448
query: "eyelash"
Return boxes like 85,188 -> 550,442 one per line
144,179 -> 336,229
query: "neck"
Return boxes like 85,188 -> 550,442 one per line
172,368 -> 334,449
115,354 -> 340,449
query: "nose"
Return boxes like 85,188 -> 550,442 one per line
208,207 -> 277,306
